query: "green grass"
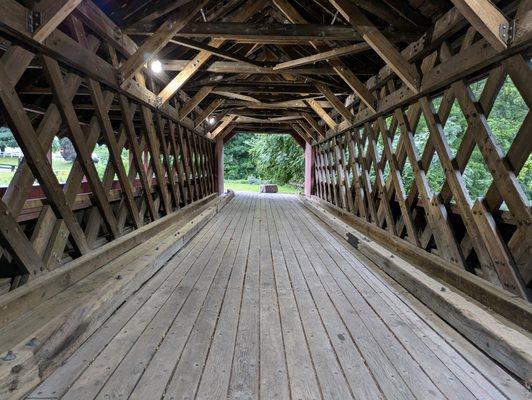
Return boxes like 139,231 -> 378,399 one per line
0,156 -> 21,186
0,158 -> 80,187
225,179 -> 301,194
52,158 -> 73,183
0,171 -> 14,186
0,156 -> 19,166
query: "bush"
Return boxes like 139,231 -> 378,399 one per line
0,127 -> 17,152
59,137 -> 77,162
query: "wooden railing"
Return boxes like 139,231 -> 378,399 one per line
312,26 -> 531,301
0,5 -> 216,291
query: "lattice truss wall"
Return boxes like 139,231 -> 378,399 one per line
312,20 -> 532,300
0,3 -> 216,293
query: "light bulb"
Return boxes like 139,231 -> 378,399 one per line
150,59 -> 162,73
208,117 -> 216,125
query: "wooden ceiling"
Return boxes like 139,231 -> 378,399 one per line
6,0 -> 520,144
86,0 -> 456,140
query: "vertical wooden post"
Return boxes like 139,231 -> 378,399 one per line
304,142 -> 314,197
214,138 -> 224,194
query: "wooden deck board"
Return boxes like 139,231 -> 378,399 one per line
29,193 -> 530,400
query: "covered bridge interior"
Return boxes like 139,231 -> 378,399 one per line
0,0 -> 530,399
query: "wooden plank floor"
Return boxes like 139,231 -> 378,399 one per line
29,193 -> 529,400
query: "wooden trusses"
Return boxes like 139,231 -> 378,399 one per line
0,0 -> 529,303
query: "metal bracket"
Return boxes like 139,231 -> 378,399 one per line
27,10 -> 41,34
499,20 -> 515,44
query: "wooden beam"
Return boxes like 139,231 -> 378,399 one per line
273,0 -> 377,112
86,79 -> 143,229
33,0 -> 83,42
226,98 -> 332,109
168,120 -> 190,204
291,123 -> 312,143
319,3 -> 532,139
176,124 -> 196,201
234,116 -> 297,124
301,113 -> 326,139
213,91 -> 261,103
203,82 -> 333,94
160,60 -> 349,75
306,99 -> 337,130
157,0 -> 268,105
119,0 -> 208,83
178,86 -> 214,121
315,84 -> 353,122
194,98 -> 225,127
118,95 -> 159,221
329,0 -> 420,93
208,115 -> 236,139
274,42 -> 371,70
75,1 -> 137,56
0,0 -> 206,135
153,112 -> 181,209
133,0 -> 199,24
449,0 -> 509,51
297,120 -> 318,141
127,22 -> 419,42
171,38 -> 262,67
140,103 -> 172,214
0,198 -> 46,277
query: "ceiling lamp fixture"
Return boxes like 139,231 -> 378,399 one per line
150,59 -> 162,73
208,117 -> 216,125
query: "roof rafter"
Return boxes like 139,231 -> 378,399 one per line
33,0 -> 84,42
329,0 -> 421,93
208,114 -> 237,139
272,0 -> 377,112
306,98 -> 337,130
158,0 -> 268,105
119,0 -> 209,83
316,83 -> 353,123
195,98 -> 225,127
449,0 -> 509,51
171,37 -> 262,67
273,42 -> 371,70
178,85 -> 214,121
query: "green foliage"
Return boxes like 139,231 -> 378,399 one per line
59,137 -> 77,162
250,134 -> 304,185
51,137 -> 60,153
0,127 -> 17,152
223,134 -> 256,180
397,76 -> 530,203
224,133 -> 304,185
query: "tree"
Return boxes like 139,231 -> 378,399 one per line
59,137 -> 76,162
0,127 -> 17,152
223,133 -> 304,185
250,134 -> 303,185
223,134 -> 256,179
